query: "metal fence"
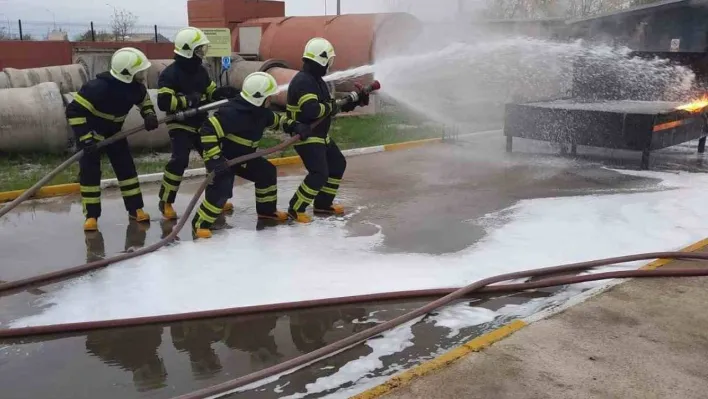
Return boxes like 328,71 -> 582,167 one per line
0,20 -> 183,42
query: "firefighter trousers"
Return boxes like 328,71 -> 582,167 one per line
79,137 -> 143,219
158,128 -> 204,204
289,139 -> 346,213
193,147 -> 279,230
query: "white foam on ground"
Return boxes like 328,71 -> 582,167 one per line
280,317 -> 422,399
11,168 -> 708,330
10,167 -> 708,398
429,304 -> 498,339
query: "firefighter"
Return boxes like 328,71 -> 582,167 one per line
66,47 -> 159,231
192,72 -> 312,239
156,26 -> 238,220
285,37 -> 370,223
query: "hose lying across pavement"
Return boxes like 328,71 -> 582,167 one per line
1,253 -> 708,399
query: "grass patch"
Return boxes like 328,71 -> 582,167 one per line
0,113 -> 441,192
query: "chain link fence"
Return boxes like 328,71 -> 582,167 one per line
0,20 -> 182,42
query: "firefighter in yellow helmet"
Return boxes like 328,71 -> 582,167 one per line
285,37 -> 370,223
192,72 -> 312,239
65,47 -> 158,231
156,26 -> 239,221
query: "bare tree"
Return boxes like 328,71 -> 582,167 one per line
110,7 -> 138,41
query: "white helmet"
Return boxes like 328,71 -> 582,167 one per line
303,37 -> 335,68
240,72 -> 278,107
174,27 -> 211,59
110,47 -> 151,84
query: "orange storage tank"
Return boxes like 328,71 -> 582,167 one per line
258,13 -> 420,72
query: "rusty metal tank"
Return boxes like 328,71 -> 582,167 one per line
3,64 -> 89,93
257,13 -> 421,72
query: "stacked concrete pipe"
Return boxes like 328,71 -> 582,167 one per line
0,64 -> 88,93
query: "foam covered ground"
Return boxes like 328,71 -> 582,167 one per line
10,167 -> 708,330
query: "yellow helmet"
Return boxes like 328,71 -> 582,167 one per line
174,27 -> 211,59
240,72 -> 278,107
302,37 -> 335,68
110,47 -> 151,84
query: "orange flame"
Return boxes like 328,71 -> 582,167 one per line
676,95 -> 708,113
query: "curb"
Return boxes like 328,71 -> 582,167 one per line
350,237 -> 708,399
0,137 -> 443,204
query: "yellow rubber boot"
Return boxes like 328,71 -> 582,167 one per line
160,202 -> 177,220
194,228 -> 212,239
222,202 -> 234,213
83,218 -> 98,231
288,209 -> 312,224
129,209 -> 150,222
258,210 -> 288,222
314,204 -> 345,215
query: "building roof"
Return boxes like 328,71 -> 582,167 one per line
566,0 -> 707,24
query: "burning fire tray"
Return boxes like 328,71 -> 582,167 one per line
503,98 -> 708,169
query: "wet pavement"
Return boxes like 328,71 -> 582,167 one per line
380,250 -> 708,399
2,130 -> 707,398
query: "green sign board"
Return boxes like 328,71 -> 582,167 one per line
200,28 -> 232,58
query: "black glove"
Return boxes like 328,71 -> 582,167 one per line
212,86 -> 240,101
354,82 -> 370,107
143,114 -> 159,131
328,99 -> 341,117
185,92 -> 202,108
340,100 -> 357,113
206,155 -> 228,174
292,122 -> 312,140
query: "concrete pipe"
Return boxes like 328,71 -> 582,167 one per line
63,89 -> 171,150
74,53 -> 111,80
146,59 -> 174,90
4,64 -> 89,94
0,71 -> 10,89
0,82 -> 72,153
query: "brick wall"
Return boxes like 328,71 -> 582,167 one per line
0,41 -> 174,70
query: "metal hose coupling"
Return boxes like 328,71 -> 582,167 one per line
338,80 -> 382,105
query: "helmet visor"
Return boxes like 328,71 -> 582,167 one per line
195,44 -> 210,58
326,55 -> 335,69
134,69 -> 147,83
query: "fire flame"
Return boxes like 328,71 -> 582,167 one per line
676,95 -> 708,113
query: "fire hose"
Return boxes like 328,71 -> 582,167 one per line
0,99 -> 236,219
0,81 -> 382,295
2,255 -> 708,399
2,79 -> 707,397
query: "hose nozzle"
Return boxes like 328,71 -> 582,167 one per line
338,80 -> 382,106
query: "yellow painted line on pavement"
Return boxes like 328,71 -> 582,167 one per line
352,237 -> 708,399
383,137 -> 442,152
0,137 -> 445,204
351,320 -> 527,399
0,183 -> 80,203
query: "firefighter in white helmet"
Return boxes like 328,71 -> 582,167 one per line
156,26 -> 239,221
65,47 -> 159,231
285,37 -> 370,223
191,72 -> 312,239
